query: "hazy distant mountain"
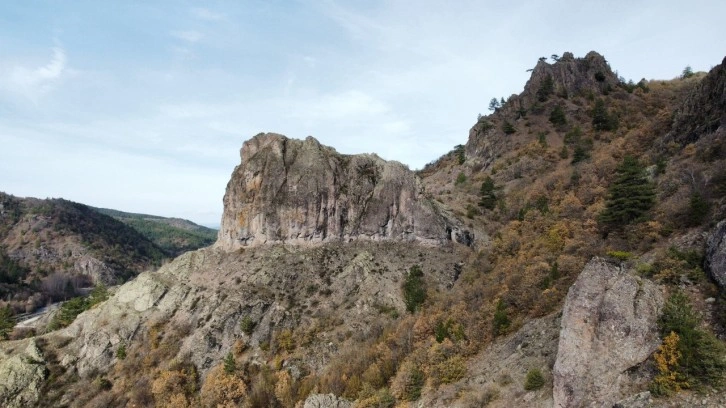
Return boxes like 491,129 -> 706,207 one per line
93,207 -> 217,256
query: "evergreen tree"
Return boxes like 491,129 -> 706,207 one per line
598,156 -> 656,229
592,99 -> 618,131
224,352 -> 236,374
402,265 -> 426,313
549,104 -> 567,126
479,177 -> 497,210
0,306 -> 14,339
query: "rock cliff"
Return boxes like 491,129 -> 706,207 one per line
217,133 -> 454,249
553,257 -> 664,408
706,219 -> 726,289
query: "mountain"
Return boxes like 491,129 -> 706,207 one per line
1,51 -> 725,408
0,194 -> 166,315
93,207 -> 217,256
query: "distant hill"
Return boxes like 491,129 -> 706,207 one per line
92,207 -> 217,256
0,193 -> 166,314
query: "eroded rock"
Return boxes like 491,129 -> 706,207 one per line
217,133 -> 452,249
553,257 -> 664,408
706,219 -> 726,289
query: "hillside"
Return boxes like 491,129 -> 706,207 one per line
0,194 -> 165,316
93,207 -> 217,256
0,51 -> 725,408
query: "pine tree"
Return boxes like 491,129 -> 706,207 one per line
598,156 -> 656,229
223,352 -> 236,374
479,177 -> 497,210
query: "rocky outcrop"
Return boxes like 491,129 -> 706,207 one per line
665,56 -> 725,146
466,51 -> 618,168
303,393 -> 352,408
0,339 -> 47,408
217,133 -> 453,249
553,257 -> 664,408
706,219 -> 726,289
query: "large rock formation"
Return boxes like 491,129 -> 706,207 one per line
217,133 -> 452,249
553,257 -> 664,408
466,51 -> 618,168
706,219 -> 726,289
665,56 -> 725,146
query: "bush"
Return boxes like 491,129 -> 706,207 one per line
492,299 -> 510,336
402,265 -> 426,313
455,172 -> 467,185
240,316 -> 256,335
650,331 -> 688,396
591,99 -> 618,131
502,121 -> 516,135
524,368 -> 545,391
549,105 -> 567,126
657,291 -> 726,389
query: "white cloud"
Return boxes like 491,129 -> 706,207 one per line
191,7 -> 226,21
171,30 -> 204,43
1,47 -> 67,101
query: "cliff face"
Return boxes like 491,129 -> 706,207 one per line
217,133 -> 452,249
665,56 -> 726,146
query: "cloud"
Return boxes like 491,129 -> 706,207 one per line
1,47 -> 67,101
171,30 -> 204,43
191,7 -> 226,21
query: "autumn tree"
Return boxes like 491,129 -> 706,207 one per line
598,156 -> 655,229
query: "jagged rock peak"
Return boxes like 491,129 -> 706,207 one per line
217,133 -> 455,249
523,50 -> 618,102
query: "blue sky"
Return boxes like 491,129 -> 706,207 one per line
1,1 -> 725,227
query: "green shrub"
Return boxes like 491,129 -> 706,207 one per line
240,316 -> 256,335
524,368 -> 545,391
402,265 -> 426,313
116,343 -> 127,360
658,291 -> 726,389
607,250 -> 633,261
223,352 -> 236,374
455,172 -> 467,185
549,105 -> 567,126
492,299 -> 510,336
502,121 -> 516,135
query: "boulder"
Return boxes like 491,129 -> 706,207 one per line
553,257 -> 663,407
303,393 -> 352,408
0,339 -> 47,408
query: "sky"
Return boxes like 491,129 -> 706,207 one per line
1,1 -> 725,227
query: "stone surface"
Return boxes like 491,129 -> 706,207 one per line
553,257 -> 664,408
0,339 -> 47,408
613,391 -> 652,408
217,133 -> 453,249
303,393 -> 352,408
705,219 -> 726,289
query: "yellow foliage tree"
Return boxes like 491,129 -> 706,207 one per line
651,331 -> 689,396
200,365 -> 247,408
